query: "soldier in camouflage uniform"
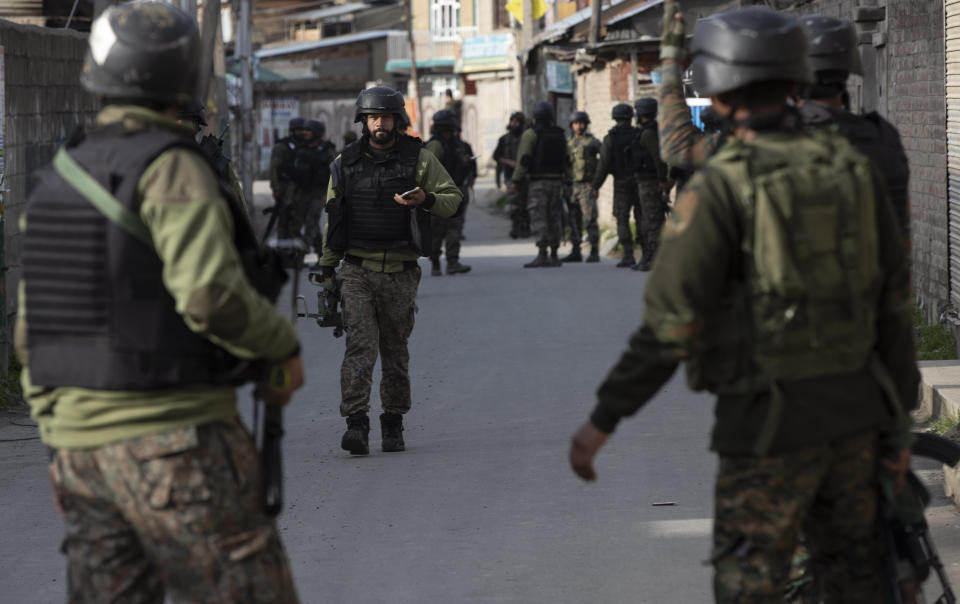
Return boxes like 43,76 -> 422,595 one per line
20,4 -> 304,602
631,98 -> 670,272
511,101 -> 572,268
424,109 -> 474,276
300,119 -> 337,261
269,117 -> 305,207
564,111 -> 601,263
275,120 -> 333,250
592,103 -> 641,268
494,111 -> 529,238
570,7 -> 918,602
318,86 -> 462,455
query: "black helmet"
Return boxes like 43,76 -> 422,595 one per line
354,85 -> 409,129
611,103 -> 634,121
532,101 -> 555,121
306,119 -> 326,138
178,99 -> 207,127
634,98 -> 658,118
289,117 -> 305,133
800,15 -> 863,75
690,7 -> 813,96
509,111 -> 526,124
432,109 -> 459,128
570,111 -> 590,125
81,2 -> 200,106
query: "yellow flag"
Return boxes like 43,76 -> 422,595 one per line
505,0 -> 549,24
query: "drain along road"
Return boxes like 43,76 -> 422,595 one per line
2,177 -> 958,603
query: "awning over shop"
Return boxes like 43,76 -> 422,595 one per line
385,58 -> 456,72
458,34 -> 514,74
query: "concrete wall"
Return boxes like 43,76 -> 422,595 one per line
1,20 -> 95,342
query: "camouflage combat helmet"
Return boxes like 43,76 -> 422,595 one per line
81,2 -> 200,106
690,7 -> 813,96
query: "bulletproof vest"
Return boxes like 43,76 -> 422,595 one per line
800,103 -> 911,240
284,141 -> 332,188
609,125 -> 639,179
530,125 -> 568,174
429,136 -> 471,186
682,130 -> 882,399
629,121 -> 659,178
23,125 -> 284,390
569,134 -> 599,182
339,136 -> 421,250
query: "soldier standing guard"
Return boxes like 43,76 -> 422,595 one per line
20,3 -> 304,601
564,111 -> 602,263
592,104 -> 641,268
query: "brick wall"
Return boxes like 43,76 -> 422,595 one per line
886,0 -> 947,320
0,20 -> 96,346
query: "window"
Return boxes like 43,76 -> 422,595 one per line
322,20 -> 352,38
431,0 -> 460,40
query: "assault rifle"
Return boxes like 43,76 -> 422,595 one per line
882,432 -> 958,604
296,272 -> 344,338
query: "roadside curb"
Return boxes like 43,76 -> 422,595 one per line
918,361 -> 960,509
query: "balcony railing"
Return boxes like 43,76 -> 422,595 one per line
387,27 -> 479,68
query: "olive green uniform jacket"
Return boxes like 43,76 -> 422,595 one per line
511,128 -> 573,183
17,106 -> 299,449
590,130 -> 919,456
567,133 -> 601,183
318,139 -> 462,273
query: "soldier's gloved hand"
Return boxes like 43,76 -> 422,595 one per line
661,0 -> 687,61
258,353 -> 305,407
569,421 -> 610,482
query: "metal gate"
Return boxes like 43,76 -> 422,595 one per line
947,0 -> 960,307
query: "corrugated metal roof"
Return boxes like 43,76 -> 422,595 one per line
0,1 -> 44,16
257,29 -> 400,58
605,0 -> 663,27
532,0 -> 632,45
283,3 -> 371,23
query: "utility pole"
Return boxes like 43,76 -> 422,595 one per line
404,0 -> 425,137
237,0 -> 256,221
521,0 -> 535,115
588,0 -> 602,47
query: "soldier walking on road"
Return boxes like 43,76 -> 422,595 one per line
511,101 -> 572,268
570,7 -> 919,602
318,86 -> 462,455
20,4 -> 304,602
276,120 -> 331,252
424,109 -> 474,276
300,119 -> 337,262
269,116 -> 304,208
593,104 -> 642,268
494,111 -> 529,238
630,98 -> 669,272
564,111 -> 601,263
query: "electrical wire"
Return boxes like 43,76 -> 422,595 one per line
64,0 -> 81,29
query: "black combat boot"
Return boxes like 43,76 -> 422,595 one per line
547,246 -> 562,267
524,246 -> 549,268
560,244 -> 582,263
586,244 -> 600,263
446,259 -> 472,274
341,412 -> 370,455
616,250 -> 636,268
380,413 -> 405,452
430,257 -> 442,277
631,258 -> 652,272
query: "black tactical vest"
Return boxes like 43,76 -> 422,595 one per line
284,140 -> 333,188
23,125 -> 284,390
530,125 -> 568,174
629,121 -> 658,178
800,103 -> 911,238
334,136 -> 423,251
609,125 -> 639,179
429,136 -> 471,186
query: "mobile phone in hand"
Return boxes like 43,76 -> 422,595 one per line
400,188 -> 420,199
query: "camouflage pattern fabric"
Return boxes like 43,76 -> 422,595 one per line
570,182 -> 599,245
339,262 -> 421,417
636,178 -> 665,262
657,57 -> 723,170
528,179 -> 564,247
50,419 -> 299,604
612,179 -> 639,254
430,213 -> 465,261
712,431 -> 881,604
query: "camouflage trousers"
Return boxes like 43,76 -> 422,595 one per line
637,178 -> 665,262
340,262 -> 421,416
528,179 -> 564,247
431,214 -> 465,261
509,182 -> 530,238
612,178 -> 639,254
712,431 -> 881,604
50,419 -> 298,604
569,182 -> 599,246
304,195 -> 327,254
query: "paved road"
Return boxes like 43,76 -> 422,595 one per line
1,176 -> 959,603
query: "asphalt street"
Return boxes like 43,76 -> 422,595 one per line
1,176 -> 959,603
